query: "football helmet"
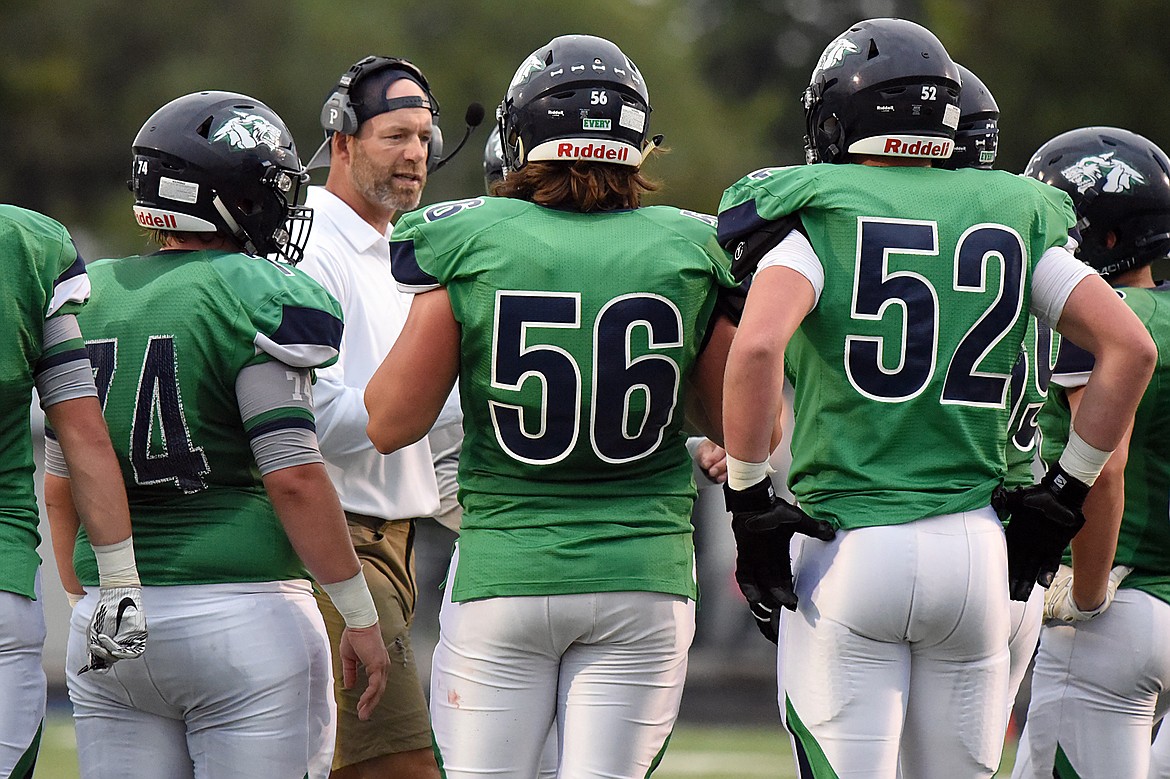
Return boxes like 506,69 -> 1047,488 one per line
1024,127 -> 1170,278
802,18 -> 961,164
131,91 -> 312,264
936,64 -> 999,171
498,34 -> 652,172
483,124 -> 505,192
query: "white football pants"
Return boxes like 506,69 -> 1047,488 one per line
1012,588 -> 1170,779
430,546 -> 695,779
0,572 -> 46,779
780,508 -> 1011,779
67,580 -> 335,779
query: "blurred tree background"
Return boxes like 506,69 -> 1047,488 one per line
2,0 -> 1169,264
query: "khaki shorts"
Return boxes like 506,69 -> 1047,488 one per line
315,515 -> 432,768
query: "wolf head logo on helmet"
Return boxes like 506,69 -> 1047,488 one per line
211,111 -> 286,152
1025,126 -> 1170,278
1061,152 -> 1146,195
813,36 -> 861,73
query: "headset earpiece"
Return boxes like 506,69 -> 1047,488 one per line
428,124 -> 443,172
320,90 -> 359,136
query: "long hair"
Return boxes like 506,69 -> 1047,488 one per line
492,158 -> 660,212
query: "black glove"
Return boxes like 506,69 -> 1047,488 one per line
724,477 -> 836,642
994,463 -> 1089,602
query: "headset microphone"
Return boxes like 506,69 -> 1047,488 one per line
430,102 -> 485,173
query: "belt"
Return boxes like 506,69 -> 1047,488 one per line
344,511 -> 388,532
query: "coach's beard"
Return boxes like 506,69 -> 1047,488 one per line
367,168 -> 426,214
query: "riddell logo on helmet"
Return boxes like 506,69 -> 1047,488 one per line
135,210 -> 178,229
528,138 -> 637,166
848,135 -> 955,159
883,137 -> 953,157
555,142 -> 629,162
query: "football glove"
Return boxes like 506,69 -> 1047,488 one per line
80,586 -> 147,675
1043,564 -> 1133,623
724,478 -> 836,643
993,463 -> 1089,602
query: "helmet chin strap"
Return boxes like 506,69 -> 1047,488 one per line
212,195 -> 259,255
639,134 -> 664,166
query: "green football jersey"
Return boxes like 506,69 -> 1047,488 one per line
0,205 -> 90,599
70,249 -> 343,587
391,197 -> 735,601
718,164 -> 1076,529
1039,283 -> 1170,605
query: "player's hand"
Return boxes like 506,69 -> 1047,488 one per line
724,478 -> 835,642
1043,564 -> 1133,622
994,463 -> 1089,602
694,439 -> 728,484
79,586 -> 147,675
340,624 -> 389,721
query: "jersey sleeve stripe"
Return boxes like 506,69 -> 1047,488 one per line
269,305 -> 343,350
390,239 -> 440,292
254,305 -> 343,368
47,258 -> 91,317
715,199 -> 771,250
35,314 -> 97,407
244,415 -> 317,440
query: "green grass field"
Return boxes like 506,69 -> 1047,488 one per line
33,714 -> 1019,778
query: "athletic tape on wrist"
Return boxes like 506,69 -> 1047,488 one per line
726,455 -> 771,491
92,536 -> 141,588
1058,428 -> 1113,486
321,570 -> 379,629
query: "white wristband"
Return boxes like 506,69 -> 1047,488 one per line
66,591 -> 85,609
726,455 -> 772,491
320,570 -> 379,629
1058,428 -> 1113,486
92,537 -> 141,588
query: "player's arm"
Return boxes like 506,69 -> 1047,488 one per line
238,359 -> 389,719
44,472 -> 85,604
293,255 -> 372,459
1063,384 -> 1131,612
720,258 -> 834,639
1051,274 -> 1154,454
261,463 -> 387,719
687,312 -> 735,445
43,396 -> 148,671
38,300 -> 146,669
365,287 -> 460,454
723,265 -> 812,466
1000,257 -> 1155,600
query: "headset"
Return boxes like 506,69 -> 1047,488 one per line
319,55 -> 444,169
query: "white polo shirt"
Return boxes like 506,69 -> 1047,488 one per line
298,186 -> 441,521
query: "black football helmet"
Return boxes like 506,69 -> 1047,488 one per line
498,34 -> 652,173
802,18 -> 961,164
483,124 -> 505,192
1024,127 -> 1170,278
131,91 -> 312,264
936,64 -> 999,171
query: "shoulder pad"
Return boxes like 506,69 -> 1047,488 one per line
724,212 -> 804,283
